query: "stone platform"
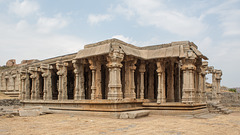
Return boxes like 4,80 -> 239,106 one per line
21,100 -> 143,112
143,102 -> 208,115
21,100 -> 207,115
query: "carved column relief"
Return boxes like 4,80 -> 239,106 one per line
182,58 -> 196,104
96,58 -> 102,99
124,56 -> 137,99
11,71 -> 17,91
106,46 -> 124,100
156,60 -> 166,103
200,61 -> 208,103
20,69 -> 27,100
73,60 -> 85,100
139,61 -> 146,100
56,61 -> 68,100
215,70 -> 222,100
41,64 -> 53,100
195,61 -> 202,103
20,69 -> 30,100
89,59 -> 97,100
29,67 -> 41,100
4,72 -> 9,91
208,67 -> 217,101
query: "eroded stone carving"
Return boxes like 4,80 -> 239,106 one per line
106,45 -> 124,100
41,64 -> 53,100
56,61 -> 68,100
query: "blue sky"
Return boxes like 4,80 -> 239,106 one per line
0,0 -> 240,87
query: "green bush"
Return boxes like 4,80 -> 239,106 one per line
229,88 -> 236,92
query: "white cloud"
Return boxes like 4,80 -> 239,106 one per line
0,19 -> 86,66
114,0 -> 207,37
201,0 -> 240,36
112,35 -> 136,44
9,0 -> 39,17
37,14 -> 68,33
87,14 -> 112,25
221,10 -> 240,36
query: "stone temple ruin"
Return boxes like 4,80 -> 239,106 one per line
0,39 -> 223,115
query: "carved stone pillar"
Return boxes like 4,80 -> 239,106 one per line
195,63 -> 202,103
12,73 -> 16,91
4,73 -> 9,91
157,60 -> 165,103
56,61 -> 68,100
96,59 -> 102,99
200,61 -> 208,103
182,58 -> 196,104
73,60 -> 85,100
89,59 -> 97,100
139,61 -> 146,100
215,70 -> 222,100
41,64 -> 53,100
124,56 -> 137,99
20,69 -> 27,100
210,68 -> 217,101
106,47 -> 124,100
29,67 -> 41,100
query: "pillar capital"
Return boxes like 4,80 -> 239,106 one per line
41,64 -> 53,78
88,58 -> 97,70
56,61 -> 68,76
29,67 -> 39,79
181,58 -> 196,71
107,48 -> 124,68
156,60 -> 164,73
139,61 -> 146,73
215,70 -> 222,80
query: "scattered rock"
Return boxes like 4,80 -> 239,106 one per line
119,110 -> 150,119
19,109 -> 41,117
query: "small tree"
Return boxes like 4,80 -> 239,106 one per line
229,88 -> 236,93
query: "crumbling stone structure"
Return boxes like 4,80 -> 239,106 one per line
0,39 -> 222,112
207,66 -> 223,102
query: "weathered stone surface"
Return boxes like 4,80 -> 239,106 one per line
6,59 -> 16,67
0,99 -> 20,106
21,59 -> 39,65
119,110 -> 150,119
19,109 -> 41,117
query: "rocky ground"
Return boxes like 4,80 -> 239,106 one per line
0,110 -> 240,135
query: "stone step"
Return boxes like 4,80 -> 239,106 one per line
117,110 -> 150,119
4,92 -> 19,95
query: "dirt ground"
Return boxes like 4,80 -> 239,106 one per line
0,111 -> 240,135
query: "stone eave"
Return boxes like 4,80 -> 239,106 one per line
76,38 -> 207,60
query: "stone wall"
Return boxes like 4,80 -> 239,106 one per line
219,93 -> 240,107
0,99 -> 21,106
207,92 -> 240,107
